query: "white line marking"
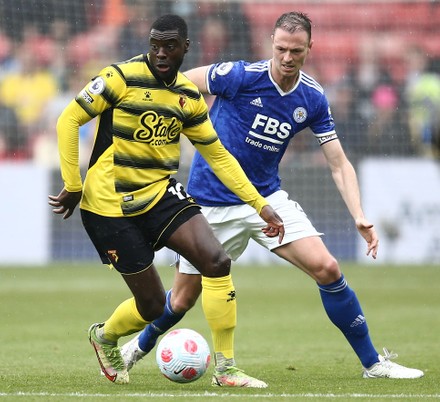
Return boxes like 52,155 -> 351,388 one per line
1,392 -> 440,399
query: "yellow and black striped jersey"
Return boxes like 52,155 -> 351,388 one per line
56,54 -> 268,217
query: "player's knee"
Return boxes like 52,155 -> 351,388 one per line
214,251 -> 231,277
205,250 -> 231,278
315,256 -> 340,284
172,293 -> 199,313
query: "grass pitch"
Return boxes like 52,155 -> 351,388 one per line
0,262 -> 438,401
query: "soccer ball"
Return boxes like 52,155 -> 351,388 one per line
156,328 -> 211,383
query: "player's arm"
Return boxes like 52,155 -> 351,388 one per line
48,100 -> 93,219
49,66 -> 124,219
321,139 -> 379,258
184,66 -> 210,94
57,101 -> 93,192
195,139 -> 284,242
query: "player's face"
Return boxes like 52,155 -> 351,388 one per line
149,29 -> 189,84
271,28 -> 312,85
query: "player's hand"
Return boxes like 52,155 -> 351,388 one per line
260,205 -> 285,244
48,188 -> 82,220
355,217 -> 379,259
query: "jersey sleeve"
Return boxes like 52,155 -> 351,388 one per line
75,65 -> 126,118
206,61 -> 245,99
194,138 -> 268,214
56,65 -> 126,192
310,95 -> 338,146
56,100 -> 93,192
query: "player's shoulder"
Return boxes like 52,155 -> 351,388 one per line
243,59 -> 270,74
210,59 -> 269,78
176,73 -> 203,101
242,60 -> 270,87
299,70 -> 325,95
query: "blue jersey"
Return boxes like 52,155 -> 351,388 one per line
187,60 -> 337,206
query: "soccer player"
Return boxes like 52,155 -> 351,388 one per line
121,12 -> 424,385
48,14 -> 284,385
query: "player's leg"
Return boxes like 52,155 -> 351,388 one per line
170,213 -> 268,388
254,192 -> 379,367
121,268 -> 201,370
274,236 -> 380,365
167,212 -> 237,353
88,266 -> 165,384
254,190 -> 423,379
273,236 -> 423,379
122,209 -> 234,371
82,210 -> 166,384
122,203 -> 267,387
120,183 -> 206,370
180,205 -> 267,388
120,181 -> 229,373
139,267 -> 202,349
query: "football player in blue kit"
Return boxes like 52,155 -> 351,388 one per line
121,11 -> 423,386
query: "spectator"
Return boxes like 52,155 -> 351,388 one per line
404,46 -> 440,158
0,99 -> 27,159
367,84 -> 413,156
326,78 -> 367,161
0,27 -> 58,156
0,30 -> 18,81
33,68 -> 95,167
182,3 -> 254,70
117,1 -> 158,61
45,18 -> 71,90
0,0 -> 88,42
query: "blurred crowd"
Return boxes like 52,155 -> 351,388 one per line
1,0 -> 440,165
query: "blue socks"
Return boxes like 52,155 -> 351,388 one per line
139,278 -> 380,368
138,289 -> 185,353
318,274 -> 379,368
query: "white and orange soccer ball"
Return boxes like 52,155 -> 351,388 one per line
156,328 -> 211,383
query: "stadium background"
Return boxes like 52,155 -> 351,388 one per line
0,0 -> 439,265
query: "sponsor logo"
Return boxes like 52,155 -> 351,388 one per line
250,97 -> 263,107
317,133 -> 338,145
91,343 -> 118,382
142,91 -> 152,101
250,113 -> 291,143
227,290 -> 236,302
350,314 -> 366,327
244,113 -> 292,152
133,111 -> 182,146
80,89 -> 93,104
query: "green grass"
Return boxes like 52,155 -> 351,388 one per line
0,262 -> 438,401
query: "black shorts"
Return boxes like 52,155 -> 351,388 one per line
81,178 -> 201,275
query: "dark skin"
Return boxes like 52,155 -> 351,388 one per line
48,30 -> 285,322
148,29 -> 190,85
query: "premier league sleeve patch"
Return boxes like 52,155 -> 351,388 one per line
88,76 -> 105,95
212,62 -> 234,80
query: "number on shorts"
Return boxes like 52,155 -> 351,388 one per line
168,181 -> 188,200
